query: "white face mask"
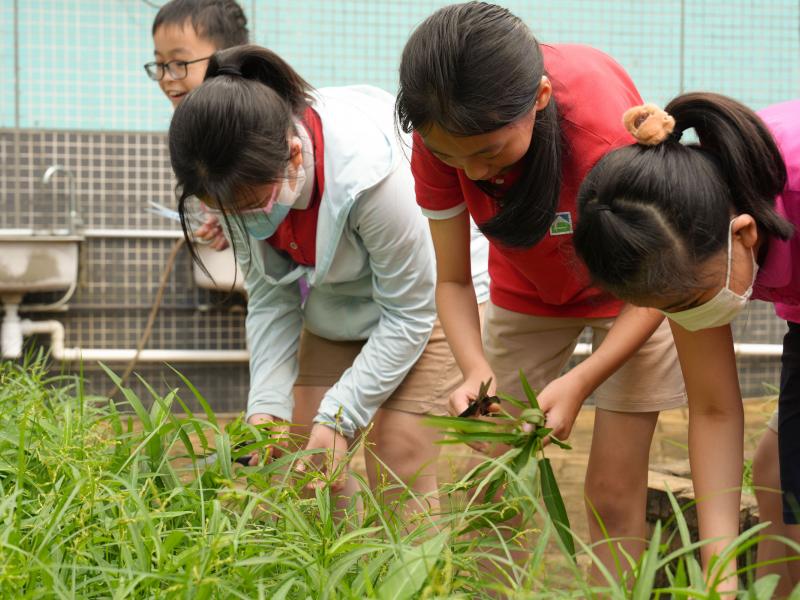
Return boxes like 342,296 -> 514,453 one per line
663,220 -> 758,332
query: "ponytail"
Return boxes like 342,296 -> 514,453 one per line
574,91 -> 791,301
206,44 -> 313,117
667,92 -> 791,240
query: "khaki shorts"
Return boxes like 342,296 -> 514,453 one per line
295,319 -> 461,416
483,302 -> 686,412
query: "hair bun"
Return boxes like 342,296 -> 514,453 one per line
622,103 -> 676,145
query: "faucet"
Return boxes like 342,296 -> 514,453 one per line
42,165 -> 83,234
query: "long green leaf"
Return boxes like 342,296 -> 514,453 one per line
632,521 -> 661,600
495,392 -> 527,410
539,457 -> 574,557
168,364 -> 218,428
424,415 -> 505,432
440,432 -> 523,445
666,487 -> 706,588
519,371 -> 541,410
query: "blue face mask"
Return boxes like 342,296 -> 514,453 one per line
240,203 -> 291,240
238,159 -> 307,240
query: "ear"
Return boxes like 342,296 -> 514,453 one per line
732,214 -> 758,249
288,136 -> 304,169
535,76 -> 553,111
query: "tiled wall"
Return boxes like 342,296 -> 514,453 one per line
1,127 -> 250,411
1,1 -> 799,413
1,126 -> 791,411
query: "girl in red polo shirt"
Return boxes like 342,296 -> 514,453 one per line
397,1 -> 686,580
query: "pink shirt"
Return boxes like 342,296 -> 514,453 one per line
752,99 -> 800,322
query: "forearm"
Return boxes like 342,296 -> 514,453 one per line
436,280 -> 491,380
673,322 -> 743,582
569,305 -> 665,398
246,309 -> 302,422
689,404 -> 743,568
244,267 -> 304,422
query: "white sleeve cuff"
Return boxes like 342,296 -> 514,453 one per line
420,203 -> 467,220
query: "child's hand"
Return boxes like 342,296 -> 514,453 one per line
195,213 -> 229,250
296,423 -> 350,492
245,413 -> 290,465
449,375 -> 500,454
449,374 -> 499,417
534,374 -> 585,444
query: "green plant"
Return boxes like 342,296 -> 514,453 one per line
2,356 -> 799,598
426,371 -> 574,557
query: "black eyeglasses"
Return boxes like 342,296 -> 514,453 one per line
144,56 -> 212,81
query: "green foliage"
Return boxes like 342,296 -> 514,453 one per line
426,371 -> 575,556
0,357 -> 798,598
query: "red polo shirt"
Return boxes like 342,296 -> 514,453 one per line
412,44 -> 642,317
267,107 -> 325,265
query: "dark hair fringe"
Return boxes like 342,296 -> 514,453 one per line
396,1 -> 562,248
153,0 -> 249,49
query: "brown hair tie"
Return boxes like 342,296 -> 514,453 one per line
622,103 -> 676,146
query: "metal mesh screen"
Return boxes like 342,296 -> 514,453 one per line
1,0 -> 798,407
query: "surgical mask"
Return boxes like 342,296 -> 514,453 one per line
663,220 -> 758,332
239,158 -> 307,240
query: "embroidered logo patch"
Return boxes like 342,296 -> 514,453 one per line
549,212 -> 573,236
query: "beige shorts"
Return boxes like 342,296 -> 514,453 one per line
295,319 -> 461,416
483,302 -> 686,412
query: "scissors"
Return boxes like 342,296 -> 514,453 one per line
458,378 -> 500,418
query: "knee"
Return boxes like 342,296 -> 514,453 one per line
369,435 -> 439,485
690,399 -> 744,421
752,453 -> 779,491
584,472 -> 643,529
752,431 -> 781,493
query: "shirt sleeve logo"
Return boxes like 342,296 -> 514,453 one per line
549,212 -> 573,236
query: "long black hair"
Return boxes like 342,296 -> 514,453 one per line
153,0 -> 249,48
396,1 -> 562,248
169,44 -> 314,272
573,92 -> 791,302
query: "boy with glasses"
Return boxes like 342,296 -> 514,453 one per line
145,0 -> 249,246
146,0 -> 248,107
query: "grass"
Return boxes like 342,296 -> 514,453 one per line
1,354 -> 799,598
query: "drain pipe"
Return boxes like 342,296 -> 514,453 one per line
0,322 -> 781,363
1,301 -> 24,358
2,317 -> 249,362
573,342 -> 782,357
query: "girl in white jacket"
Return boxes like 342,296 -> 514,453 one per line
169,44 -> 487,513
